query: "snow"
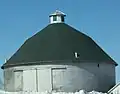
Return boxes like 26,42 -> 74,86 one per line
0,90 -> 107,94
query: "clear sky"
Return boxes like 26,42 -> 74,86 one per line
0,0 -> 120,83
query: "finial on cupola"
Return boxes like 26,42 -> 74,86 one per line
49,10 -> 66,24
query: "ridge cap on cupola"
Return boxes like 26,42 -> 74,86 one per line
49,10 -> 66,24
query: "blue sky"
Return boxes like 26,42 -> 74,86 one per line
0,0 -> 120,82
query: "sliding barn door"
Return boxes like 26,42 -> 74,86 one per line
14,70 -> 23,91
37,69 -> 52,92
23,70 -> 36,92
51,68 -> 66,91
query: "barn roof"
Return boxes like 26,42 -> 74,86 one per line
1,23 -> 117,69
49,10 -> 66,17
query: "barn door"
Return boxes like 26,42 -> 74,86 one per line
14,70 -> 23,91
51,68 -> 66,91
37,69 -> 51,92
23,70 -> 36,92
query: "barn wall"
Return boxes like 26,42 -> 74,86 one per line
4,62 -> 115,92
14,70 -> 23,91
37,69 -> 51,92
23,69 -> 36,92
77,63 -> 115,92
4,68 -> 14,92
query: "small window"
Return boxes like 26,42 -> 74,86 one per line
14,70 -> 23,72
53,16 -> 57,21
97,64 -> 99,68
75,52 -> 79,58
61,16 -> 64,22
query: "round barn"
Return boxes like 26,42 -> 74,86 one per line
1,10 -> 117,92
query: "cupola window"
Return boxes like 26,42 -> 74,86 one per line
61,16 -> 64,22
49,10 -> 66,24
53,15 -> 57,21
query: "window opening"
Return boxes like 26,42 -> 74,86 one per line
97,64 -> 99,68
53,16 -> 57,21
61,16 -> 64,22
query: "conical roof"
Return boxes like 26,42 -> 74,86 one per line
2,23 -> 117,69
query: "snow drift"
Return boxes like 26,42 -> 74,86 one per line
0,90 -> 107,94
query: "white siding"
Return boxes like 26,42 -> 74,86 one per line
14,70 -> 23,91
4,62 -> 116,92
37,69 -> 51,92
52,68 -> 66,91
50,16 -> 63,24
23,70 -> 36,92
4,68 -> 14,92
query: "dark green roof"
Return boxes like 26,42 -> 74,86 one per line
2,23 -> 117,69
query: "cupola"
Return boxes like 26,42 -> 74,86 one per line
49,10 -> 66,24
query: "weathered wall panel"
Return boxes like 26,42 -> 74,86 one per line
4,68 -> 14,92
4,62 -> 116,92
52,68 -> 66,91
23,70 -> 36,92
14,70 -> 23,91
37,69 -> 51,92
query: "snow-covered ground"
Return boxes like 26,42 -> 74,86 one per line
0,90 -> 107,94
